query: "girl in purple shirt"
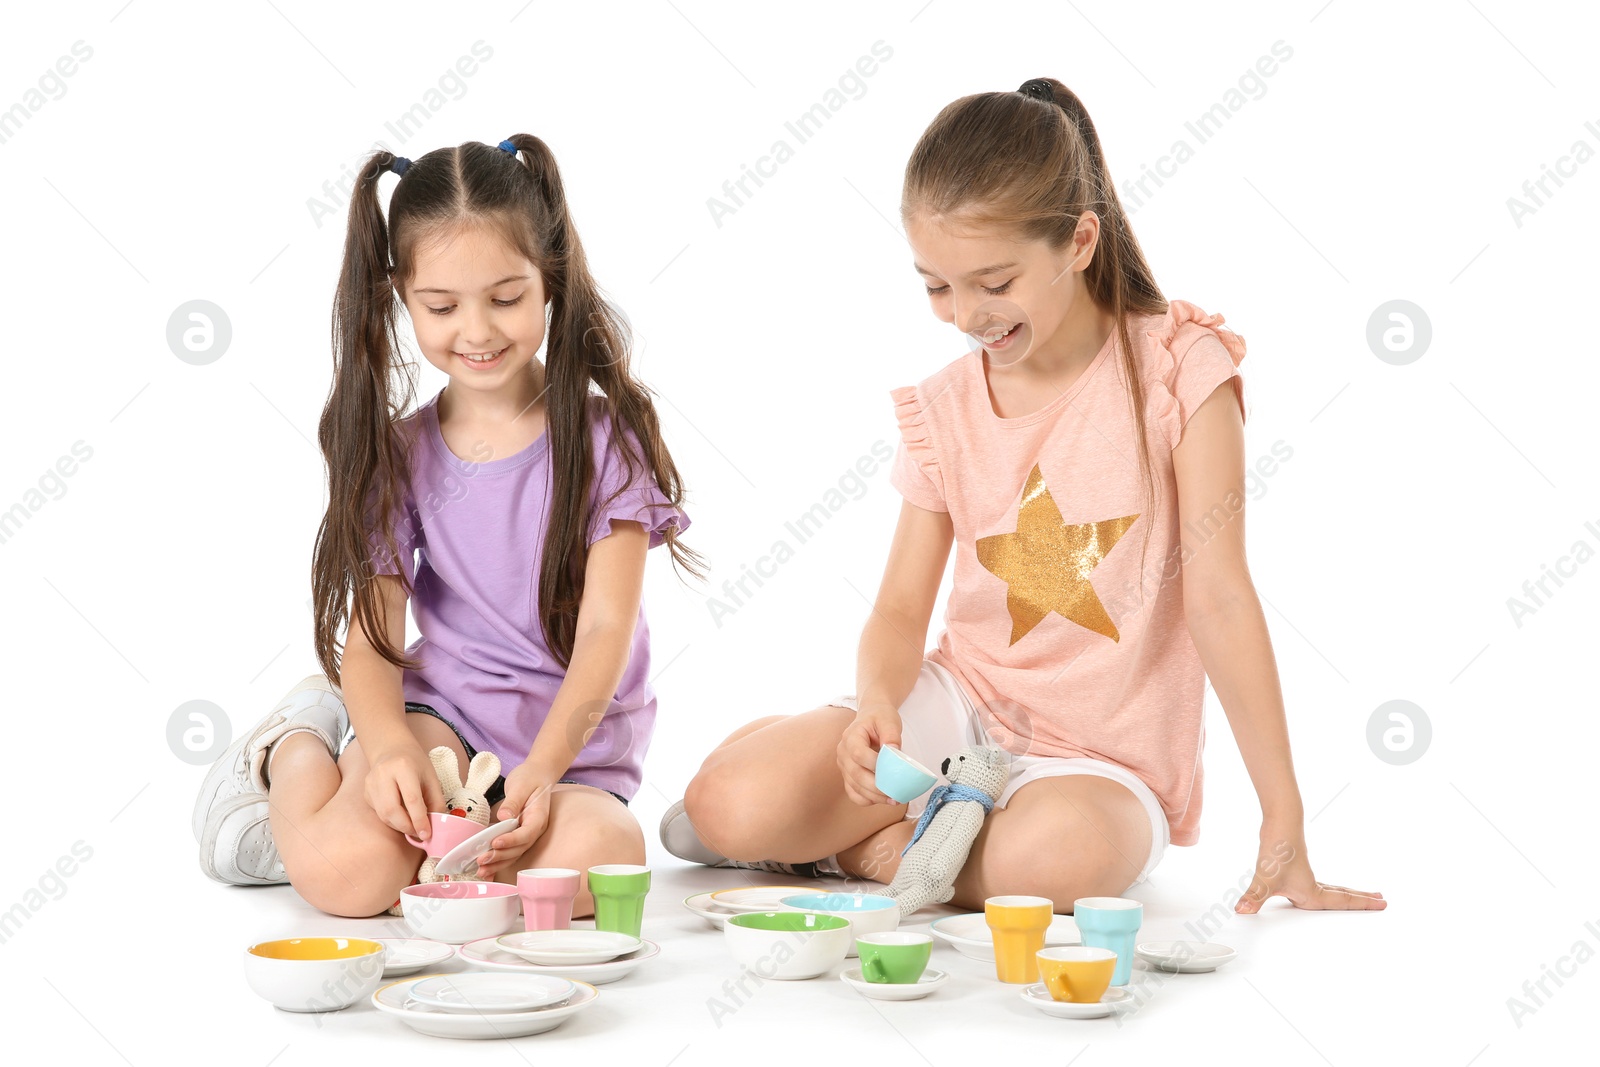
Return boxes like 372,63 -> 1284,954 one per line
193,136 -> 700,917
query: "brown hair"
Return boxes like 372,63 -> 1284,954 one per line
902,78 -> 1169,578
312,135 -> 704,683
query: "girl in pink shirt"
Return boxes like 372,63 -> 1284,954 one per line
667,79 -> 1384,916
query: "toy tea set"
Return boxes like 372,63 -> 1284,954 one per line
243,748 -> 657,1038
243,745 -> 1235,1037
688,744 -> 1237,1018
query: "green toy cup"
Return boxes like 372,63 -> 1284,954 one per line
587,864 -> 650,938
856,932 -> 933,984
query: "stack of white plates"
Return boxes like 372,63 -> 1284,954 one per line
372,972 -> 598,1039
457,934 -> 660,984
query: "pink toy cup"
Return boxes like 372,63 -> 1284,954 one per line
404,812 -> 481,859
518,867 -> 582,931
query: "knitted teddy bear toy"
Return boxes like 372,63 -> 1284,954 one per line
386,746 -> 502,917
885,745 -> 1009,918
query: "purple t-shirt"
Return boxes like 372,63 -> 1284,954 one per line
365,389 -> 689,800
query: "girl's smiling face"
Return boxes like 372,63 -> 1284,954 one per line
397,221 -> 549,397
907,212 -> 1099,368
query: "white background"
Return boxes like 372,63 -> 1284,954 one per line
2,1 -> 1595,1062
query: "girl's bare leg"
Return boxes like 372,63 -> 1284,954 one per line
682,705 -> 907,865
266,714 -> 467,917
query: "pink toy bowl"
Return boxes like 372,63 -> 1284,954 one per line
400,881 -> 521,944
404,812 -> 482,859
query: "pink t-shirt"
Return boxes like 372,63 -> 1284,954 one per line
888,300 -> 1246,846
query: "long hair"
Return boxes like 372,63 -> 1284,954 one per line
901,78 -> 1169,577
312,136 -> 705,682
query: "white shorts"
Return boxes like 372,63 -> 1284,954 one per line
831,658 -> 1170,889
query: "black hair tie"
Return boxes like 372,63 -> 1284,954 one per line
1017,79 -> 1055,103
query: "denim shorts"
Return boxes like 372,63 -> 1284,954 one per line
399,702 -> 629,808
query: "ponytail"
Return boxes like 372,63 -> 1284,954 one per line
312,148 -> 421,684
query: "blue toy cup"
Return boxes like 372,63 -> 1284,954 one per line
1072,896 -> 1143,986
874,745 -> 938,804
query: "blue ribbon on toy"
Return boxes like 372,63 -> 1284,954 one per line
901,783 -> 995,856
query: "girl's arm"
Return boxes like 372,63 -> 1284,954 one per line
839,499 -> 954,806
474,520 -> 651,877
344,573 -> 443,838
1174,381 -> 1384,912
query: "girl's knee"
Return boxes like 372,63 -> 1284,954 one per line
587,816 -> 646,866
959,818 -> 1137,910
504,791 -> 647,877
556,793 -> 645,862
682,766 -> 763,858
293,855 -> 417,918
282,823 -> 421,917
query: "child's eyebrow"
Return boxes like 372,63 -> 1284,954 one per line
413,273 -> 531,294
913,261 -> 1018,279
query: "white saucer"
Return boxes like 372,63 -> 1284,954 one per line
1136,940 -> 1236,973
458,936 -> 660,984
683,891 -> 738,928
495,929 -> 642,965
840,967 -> 948,1001
376,938 -> 455,978
433,818 -> 521,876
1020,983 -> 1135,1019
406,972 -> 575,1013
373,974 -> 597,1039
927,913 -> 1080,961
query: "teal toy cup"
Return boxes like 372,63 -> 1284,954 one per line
875,745 -> 937,803
1072,896 -> 1143,986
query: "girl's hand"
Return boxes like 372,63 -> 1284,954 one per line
1235,832 -> 1386,913
365,741 -> 444,840
837,706 -> 903,807
474,767 -> 554,880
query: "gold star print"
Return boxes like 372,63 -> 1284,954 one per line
976,464 -> 1139,645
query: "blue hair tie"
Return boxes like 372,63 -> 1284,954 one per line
389,141 -> 513,179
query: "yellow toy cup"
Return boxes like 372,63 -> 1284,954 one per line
984,895 -> 1054,984
1037,946 -> 1118,1003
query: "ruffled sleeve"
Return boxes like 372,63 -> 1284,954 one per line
888,385 -> 948,512
1144,299 -> 1247,450
586,413 -> 691,549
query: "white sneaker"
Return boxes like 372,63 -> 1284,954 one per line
658,798 -> 826,879
193,674 -> 348,886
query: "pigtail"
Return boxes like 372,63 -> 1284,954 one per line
504,135 -> 706,666
311,148 -> 421,684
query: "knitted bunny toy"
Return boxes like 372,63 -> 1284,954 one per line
385,746 -> 502,917
885,746 -> 1008,918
